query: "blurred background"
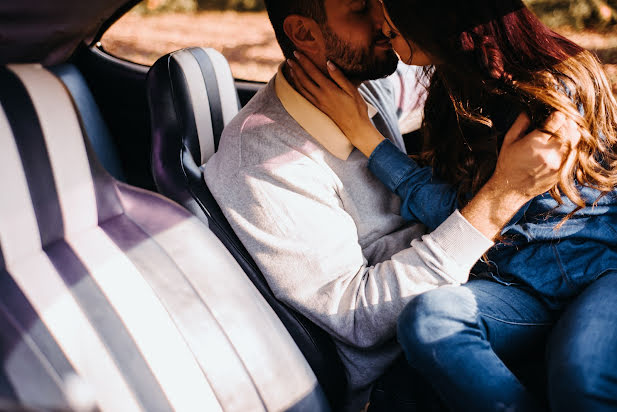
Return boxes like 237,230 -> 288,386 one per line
102,0 -> 617,92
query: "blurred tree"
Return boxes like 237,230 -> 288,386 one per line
135,0 -> 617,26
135,0 -> 266,12
138,0 -> 196,13
525,0 -> 617,28
195,0 -> 265,11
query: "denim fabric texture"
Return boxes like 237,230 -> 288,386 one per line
368,138 -> 617,308
397,279 -> 556,412
372,80 -> 617,410
546,271 -> 617,411
397,273 -> 617,411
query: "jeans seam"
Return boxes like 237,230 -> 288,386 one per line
596,267 -> 617,281
481,312 -> 553,326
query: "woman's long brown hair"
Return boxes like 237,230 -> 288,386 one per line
382,0 -> 617,211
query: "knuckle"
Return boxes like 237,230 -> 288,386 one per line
546,158 -> 561,171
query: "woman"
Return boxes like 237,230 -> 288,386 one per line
288,0 -> 617,410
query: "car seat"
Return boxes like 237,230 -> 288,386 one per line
0,63 -> 328,412
146,47 -> 347,409
50,64 -> 126,182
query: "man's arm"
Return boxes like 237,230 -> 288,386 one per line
205,113 -> 578,350
215,160 -> 492,349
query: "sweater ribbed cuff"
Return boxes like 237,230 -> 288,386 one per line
430,210 -> 494,271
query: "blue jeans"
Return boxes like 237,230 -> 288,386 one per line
547,271 -> 617,411
397,273 -> 617,411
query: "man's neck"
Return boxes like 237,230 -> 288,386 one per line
282,62 -> 363,94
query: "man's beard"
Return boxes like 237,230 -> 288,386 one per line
322,25 -> 399,82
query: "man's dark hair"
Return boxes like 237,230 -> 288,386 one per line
264,0 -> 327,59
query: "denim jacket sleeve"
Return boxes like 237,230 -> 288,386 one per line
368,139 -> 459,231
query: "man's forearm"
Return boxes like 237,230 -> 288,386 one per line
460,179 -> 531,241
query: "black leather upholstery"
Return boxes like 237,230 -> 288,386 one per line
147,47 -> 348,409
0,63 -> 329,411
51,64 -> 126,182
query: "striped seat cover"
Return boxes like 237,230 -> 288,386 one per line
147,47 -> 348,410
0,64 -> 327,412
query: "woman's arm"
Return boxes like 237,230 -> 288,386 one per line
289,52 -> 581,240
367,139 -> 457,230
288,53 -> 457,229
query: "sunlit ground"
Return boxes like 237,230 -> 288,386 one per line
101,10 -> 617,94
102,11 -> 282,81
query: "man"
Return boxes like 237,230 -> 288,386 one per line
204,0 -> 576,410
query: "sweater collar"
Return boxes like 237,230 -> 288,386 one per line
274,64 -> 377,160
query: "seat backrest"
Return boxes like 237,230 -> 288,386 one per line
147,48 -> 347,408
0,63 -> 328,412
148,47 -> 239,220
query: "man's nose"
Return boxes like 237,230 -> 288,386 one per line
370,0 -> 386,30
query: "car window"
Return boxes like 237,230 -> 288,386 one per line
100,0 -> 282,82
99,0 -> 617,92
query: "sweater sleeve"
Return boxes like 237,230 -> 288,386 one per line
368,139 -> 460,231
208,159 -> 493,349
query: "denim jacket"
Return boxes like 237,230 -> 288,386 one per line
369,138 -> 617,307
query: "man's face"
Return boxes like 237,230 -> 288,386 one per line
320,0 -> 399,82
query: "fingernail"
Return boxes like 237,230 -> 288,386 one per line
326,60 -> 336,71
287,59 -> 294,67
293,51 -> 300,59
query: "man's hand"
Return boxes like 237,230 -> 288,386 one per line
490,111 -> 580,201
461,112 -> 581,240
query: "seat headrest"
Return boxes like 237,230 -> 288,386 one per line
0,64 -> 122,266
148,47 -> 240,166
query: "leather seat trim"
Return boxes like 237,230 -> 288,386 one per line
189,47 -> 224,155
0,67 -> 65,246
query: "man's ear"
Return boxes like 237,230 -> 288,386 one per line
283,15 -> 324,56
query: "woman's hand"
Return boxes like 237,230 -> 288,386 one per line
287,51 -> 385,157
